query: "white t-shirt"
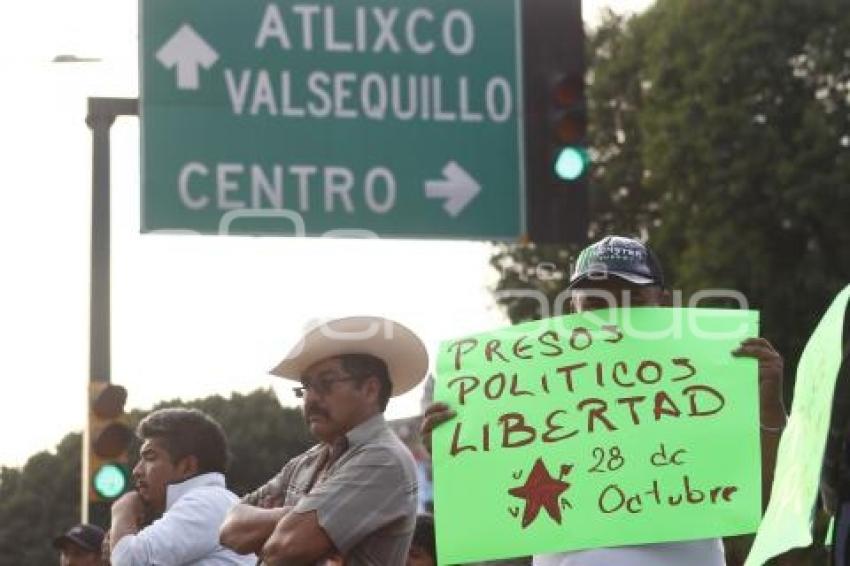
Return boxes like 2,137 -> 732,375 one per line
532,539 -> 725,566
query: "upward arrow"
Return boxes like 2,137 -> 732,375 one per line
156,24 -> 219,90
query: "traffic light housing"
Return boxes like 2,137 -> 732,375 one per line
551,75 -> 589,183
86,383 -> 133,504
523,0 -> 589,244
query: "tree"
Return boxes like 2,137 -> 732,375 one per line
637,0 -> 850,372
493,0 -> 850,391
0,434 -> 81,566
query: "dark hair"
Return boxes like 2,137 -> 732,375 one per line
340,353 -> 392,412
411,514 -> 436,560
136,408 -> 228,474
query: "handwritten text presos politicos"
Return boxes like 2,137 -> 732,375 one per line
442,325 -> 726,457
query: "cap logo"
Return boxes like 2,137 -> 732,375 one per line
596,247 -> 646,261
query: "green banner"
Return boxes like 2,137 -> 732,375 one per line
433,308 -> 761,564
745,284 -> 850,565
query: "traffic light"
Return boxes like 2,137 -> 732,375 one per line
86,382 -> 133,503
551,74 -> 589,183
523,0 -> 588,244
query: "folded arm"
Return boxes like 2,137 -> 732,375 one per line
220,503 -> 291,555
260,509 -> 335,565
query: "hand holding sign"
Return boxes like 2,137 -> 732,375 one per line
421,402 -> 456,455
733,337 -> 786,428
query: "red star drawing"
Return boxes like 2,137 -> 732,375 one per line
508,458 -> 571,528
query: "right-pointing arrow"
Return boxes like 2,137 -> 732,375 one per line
156,24 -> 219,90
425,161 -> 481,217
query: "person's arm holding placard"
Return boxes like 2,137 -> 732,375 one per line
733,336 -> 787,508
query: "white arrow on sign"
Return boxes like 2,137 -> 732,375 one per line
425,161 -> 481,217
156,24 -> 219,90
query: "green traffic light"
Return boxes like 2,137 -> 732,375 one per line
554,146 -> 589,181
93,463 -> 127,499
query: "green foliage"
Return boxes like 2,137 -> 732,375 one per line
494,0 -> 850,392
0,388 -> 310,566
0,434 -> 81,566
636,0 -> 850,371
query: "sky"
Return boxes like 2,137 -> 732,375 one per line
0,0 -> 653,468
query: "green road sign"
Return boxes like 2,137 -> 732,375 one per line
140,0 -> 526,239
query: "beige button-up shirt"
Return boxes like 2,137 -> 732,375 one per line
242,414 -> 418,566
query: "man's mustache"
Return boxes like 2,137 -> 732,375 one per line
304,404 -> 330,420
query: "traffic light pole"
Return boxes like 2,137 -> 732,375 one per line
84,97 -> 138,524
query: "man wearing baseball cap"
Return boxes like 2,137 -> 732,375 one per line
220,316 -> 428,565
422,235 -> 786,565
53,523 -> 105,566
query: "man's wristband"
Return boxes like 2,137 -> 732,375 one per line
760,417 -> 787,433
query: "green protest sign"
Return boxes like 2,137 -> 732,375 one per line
745,284 -> 850,565
433,307 -> 761,564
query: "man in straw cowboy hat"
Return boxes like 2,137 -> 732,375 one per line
221,316 -> 429,565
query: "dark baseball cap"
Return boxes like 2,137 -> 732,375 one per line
52,523 -> 105,552
568,236 -> 665,289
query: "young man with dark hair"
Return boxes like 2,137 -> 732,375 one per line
422,236 -> 786,566
220,316 -> 428,565
108,407 -> 255,565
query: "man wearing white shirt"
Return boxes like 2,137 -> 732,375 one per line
109,408 -> 255,566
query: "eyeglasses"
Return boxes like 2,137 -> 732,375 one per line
293,376 -> 359,398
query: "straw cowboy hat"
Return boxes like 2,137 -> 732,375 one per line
270,316 -> 429,397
